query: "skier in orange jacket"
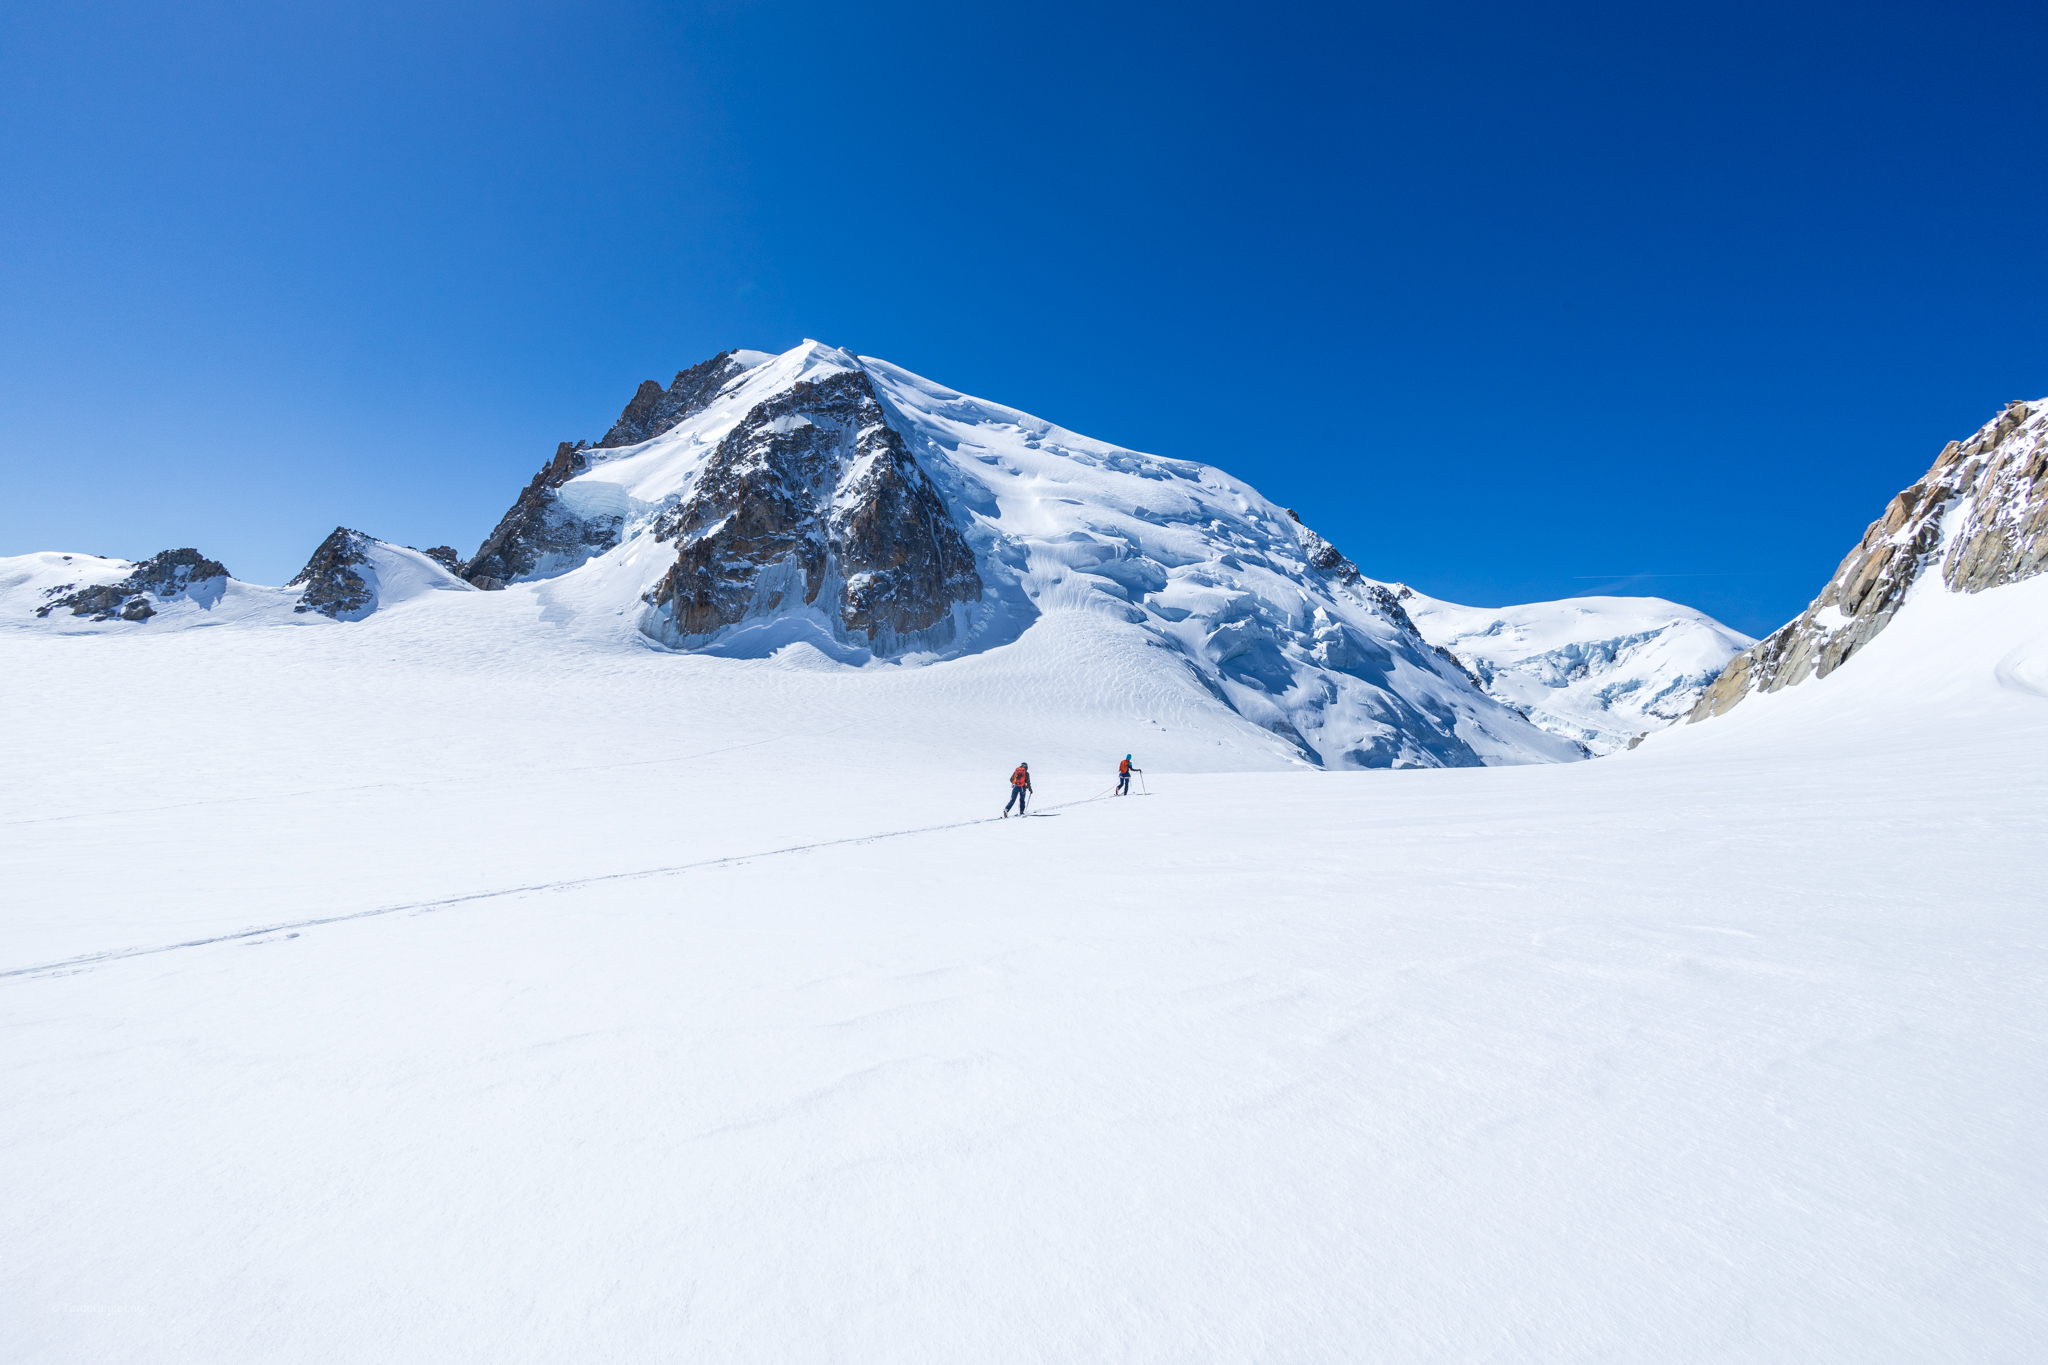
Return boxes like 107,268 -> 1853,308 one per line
1116,755 -> 1141,796
1003,762 -> 1032,817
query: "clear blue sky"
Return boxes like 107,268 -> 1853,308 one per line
4,0 -> 2043,636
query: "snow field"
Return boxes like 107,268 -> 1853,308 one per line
3,569 -> 2046,1361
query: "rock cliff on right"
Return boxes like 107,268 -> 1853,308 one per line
1690,399 -> 2048,721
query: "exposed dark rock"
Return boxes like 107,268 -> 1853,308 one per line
598,351 -> 751,448
290,527 -> 377,619
419,545 -> 461,573
608,381 -> 666,446
36,584 -> 118,619
35,548 -> 230,622
1940,401 -> 2048,592
126,548 -> 229,596
462,353 -> 764,587
1431,640 -> 1484,689
646,369 -> 982,651
1692,399 -> 2048,721
461,441 -> 598,586
1286,507 -> 1364,585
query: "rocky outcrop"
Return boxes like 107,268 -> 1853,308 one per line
598,351 -> 751,448
35,548 -> 229,622
645,369 -> 982,652
1941,403 -> 2048,590
1691,399 -> 2048,721
419,546 -> 460,573
284,528 -> 472,620
290,528 -> 378,618
1287,508 -> 1364,585
460,353 -> 754,588
460,441 -> 601,587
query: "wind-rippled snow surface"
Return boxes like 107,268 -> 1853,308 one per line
4,538 -> 2047,1356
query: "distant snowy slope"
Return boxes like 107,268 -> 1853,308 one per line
1402,591 -> 1753,753
1,549 -> 302,631
2,530 -> 474,631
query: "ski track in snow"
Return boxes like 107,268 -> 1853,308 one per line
0,788 -> 1125,981
0,724 -> 851,829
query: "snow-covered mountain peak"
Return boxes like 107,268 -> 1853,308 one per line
5,340 -> 1597,770
462,340 -> 1586,767
1400,589 -> 1753,754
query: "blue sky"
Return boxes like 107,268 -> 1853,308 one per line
4,0 -> 2043,636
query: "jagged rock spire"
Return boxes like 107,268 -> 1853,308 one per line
598,351 -> 751,449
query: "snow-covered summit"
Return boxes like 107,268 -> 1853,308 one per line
447,340 -> 1586,768
1400,591 -> 1753,754
5,341 -> 1592,769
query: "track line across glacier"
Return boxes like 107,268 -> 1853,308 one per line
0,724 -> 857,829
0,788 -> 1122,982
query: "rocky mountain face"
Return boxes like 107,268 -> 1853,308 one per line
598,351 -> 756,449
645,369 -> 983,652
459,351 -> 768,589
458,440 -> 605,589
427,340 -> 1586,766
34,548 -> 230,622
290,528 -> 382,618
1692,399 -> 2048,721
